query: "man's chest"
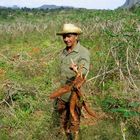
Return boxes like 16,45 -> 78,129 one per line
61,51 -> 80,66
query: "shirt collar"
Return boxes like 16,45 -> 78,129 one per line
72,42 -> 80,53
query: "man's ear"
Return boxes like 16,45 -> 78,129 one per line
75,35 -> 78,41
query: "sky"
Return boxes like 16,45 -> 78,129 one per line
0,0 -> 126,10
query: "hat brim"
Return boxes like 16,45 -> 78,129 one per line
56,32 -> 82,35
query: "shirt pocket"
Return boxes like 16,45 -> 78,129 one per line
68,54 -> 80,65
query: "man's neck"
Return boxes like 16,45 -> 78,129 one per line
66,42 -> 78,53
67,46 -> 74,53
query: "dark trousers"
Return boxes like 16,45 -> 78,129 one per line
57,97 -> 82,135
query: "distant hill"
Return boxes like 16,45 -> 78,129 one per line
38,4 -> 60,9
38,4 -> 73,10
121,0 -> 140,8
12,5 -> 20,9
0,4 -> 74,10
0,6 -> 6,9
0,5 -> 19,9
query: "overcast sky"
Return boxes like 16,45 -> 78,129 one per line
0,0 -> 126,10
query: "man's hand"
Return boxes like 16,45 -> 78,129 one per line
69,59 -> 78,73
73,75 -> 85,89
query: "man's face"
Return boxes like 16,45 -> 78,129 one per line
62,33 -> 78,48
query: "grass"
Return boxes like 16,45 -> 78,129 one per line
0,7 -> 140,139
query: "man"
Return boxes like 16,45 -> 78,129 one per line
56,23 -> 90,139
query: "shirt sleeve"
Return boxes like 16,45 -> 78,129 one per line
78,50 -> 90,76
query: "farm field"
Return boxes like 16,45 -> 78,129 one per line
0,7 -> 140,139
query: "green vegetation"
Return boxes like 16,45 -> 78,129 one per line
0,7 -> 140,139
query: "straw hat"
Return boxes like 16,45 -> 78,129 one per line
56,23 -> 82,35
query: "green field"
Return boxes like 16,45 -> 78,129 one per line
0,7 -> 140,140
